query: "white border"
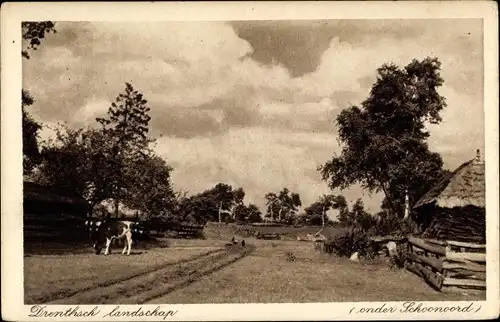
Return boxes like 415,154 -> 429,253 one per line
1,1 -> 499,321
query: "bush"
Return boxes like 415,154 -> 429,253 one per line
370,212 -> 419,237
325,227 -> 375,258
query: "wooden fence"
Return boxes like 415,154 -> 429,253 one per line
406,236 -> 486,291
24,213 -> 89,243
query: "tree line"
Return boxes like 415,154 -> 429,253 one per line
22,22 -> 451,230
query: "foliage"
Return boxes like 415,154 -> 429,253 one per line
370,211 -> 420,237
320,57 -> 449,217
94,83 -> 155,215
264,188 -> 301,223
178,183 -> 246,224
35,84 -> 174,218
22,90 -> 42,174
325,227 -> 374,258
302,194 -> 348,226
22,22 -> 56,174
234,203 -> 262,223
36,125 -> 121,212
22,21 -> 57,59
338,199 -> 378,232
118,153 -> 175,219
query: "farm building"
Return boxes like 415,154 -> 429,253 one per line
24,181 -> 89,217
405,150 -> 486,291
24,181 -> 90,243
412,149 -> 486,244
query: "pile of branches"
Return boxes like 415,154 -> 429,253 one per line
324,227 -> 375,258
423,206 -> 485,243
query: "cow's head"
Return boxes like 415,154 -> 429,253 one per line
93,242 -> 104,255
90,229 -> 105,255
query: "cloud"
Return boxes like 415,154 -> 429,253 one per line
155,127 -> 383,213
23,19 -> 483,214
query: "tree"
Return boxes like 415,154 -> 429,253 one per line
178,183 -> 244,224
234,203 -> 262,223
303,194 -> 349,226
320,57 -> 448,217
22,22 -> 57,174
22,21 -> 57,59
22,90 -> 41,174
122,153 -> 175,219
265,188 -> 301,223
96,83 -> 153,216
35,125 -> 123,214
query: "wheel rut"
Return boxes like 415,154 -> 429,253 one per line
49,245 -> 254,304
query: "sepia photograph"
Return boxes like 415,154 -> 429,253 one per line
2,1 -> 499,321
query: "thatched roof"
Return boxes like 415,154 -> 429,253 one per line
24,181 -> 88,206
413,150 -> 485,209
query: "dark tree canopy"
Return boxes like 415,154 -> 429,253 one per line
302,194 -> 348,226
95,83 -> 155,215
34,85 -> 175,219
22,90 -> 41,173
265,188 -> 301,223
22,22 -> 57,174
22,21 -> 57,59
178,183 -> 246,224
234,203 -> 262,223
320,57 -> 449,216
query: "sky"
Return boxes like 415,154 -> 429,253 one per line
23,19 -> 484,217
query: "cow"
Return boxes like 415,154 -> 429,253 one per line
88,220 -> 134,256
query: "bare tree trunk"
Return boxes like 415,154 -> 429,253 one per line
404,188 -> 410,219
115,198 -> 120,218
278,207 -> 283,222
218,203 -> 222,223
322,205 -> 326,227
380,181 -> 399,217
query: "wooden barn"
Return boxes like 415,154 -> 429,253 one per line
24,181 -> 89,217
405,150 -> 486,291
412,149 -> 485,244
24,181 -> 90,243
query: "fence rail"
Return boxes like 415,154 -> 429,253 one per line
405,236 -> 486,291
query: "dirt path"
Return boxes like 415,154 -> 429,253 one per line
49,244 -> 254,305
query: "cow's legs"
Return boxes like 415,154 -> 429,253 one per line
121,239 -> 128,254
126,231 -> 132,256
104,237 -> 113,255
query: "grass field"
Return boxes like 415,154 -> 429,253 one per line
148,239 -> 483,303
24,229 -> 485,304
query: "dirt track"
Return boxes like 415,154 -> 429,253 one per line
47,244 -> 254,304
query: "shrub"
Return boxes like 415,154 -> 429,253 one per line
326,227 -> 375,258
371,212 -> 419,237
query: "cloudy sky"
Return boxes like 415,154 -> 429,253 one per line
23,19 -> 484,216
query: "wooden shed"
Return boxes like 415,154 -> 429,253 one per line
412,149 -> 485,243
23,181 -> 90,243
405,150 -> 486,291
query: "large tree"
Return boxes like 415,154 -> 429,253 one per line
320,57 -> 449,217
34,125 -> 117,213
121,153 -> 175,219
265,188 -> 301,223
22,21 -> 57,174
96,82 -> 154,216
